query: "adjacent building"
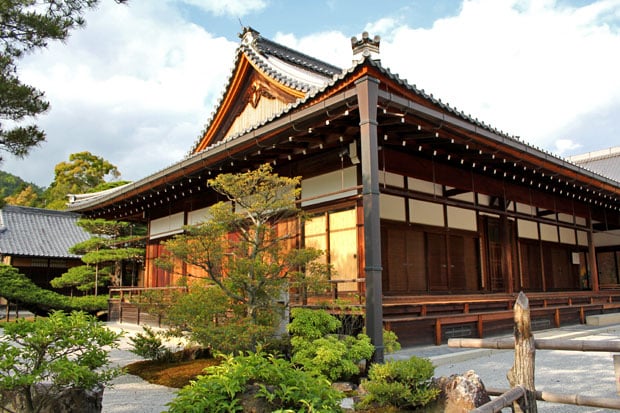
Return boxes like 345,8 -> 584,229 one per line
0,205 -> 90,289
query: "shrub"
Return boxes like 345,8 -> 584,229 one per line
357,356 -> 440,410
163,283 -> 279,353
166,351 -> 343,413
288,307 -> 342,339
128,326 -> 171,361
0,311 -> 123,413
382,328 -> 402,354
288,308 -> 375,381
0,264 -> 107,315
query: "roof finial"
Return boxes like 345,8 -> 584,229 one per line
239,26 -> 259,43
351,32 -> 381,64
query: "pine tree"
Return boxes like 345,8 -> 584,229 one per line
0,0 -> 126,162
51,218 -> 145,295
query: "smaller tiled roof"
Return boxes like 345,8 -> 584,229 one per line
569,147 -> 620,183
0,205 -> 90,258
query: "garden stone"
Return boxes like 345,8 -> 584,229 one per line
435,370 -> 490,413
2,383 -> 104,413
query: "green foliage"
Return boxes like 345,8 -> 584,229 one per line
128,326 -> 171,361
0,171 -> 44,206
50,265 -> 110,291
0,171 -> 42,197
382,328 -> 402,354
0,310 -> 123,413
160,165 -> 329,353
0,264 -> 107,314
292,333 -> 374,381
288,307 -> 342,340
44,151 -> 122,209
357,357 -> 440,410
288,308 -> 374,381
167,351 -> 343,413
163,282 -> 279,353
51,217 -> 145,294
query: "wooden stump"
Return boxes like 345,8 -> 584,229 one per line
507,291 -> 537,413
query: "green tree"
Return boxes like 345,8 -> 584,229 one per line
4,184 -> 42,206
0,170 -> 43,206
0,310 -> 123,413
44,151 -> 123,209
159,164 -> 330,352
0,0 -> 126,163
51,218 -> 145,295
0,264 -> 107,314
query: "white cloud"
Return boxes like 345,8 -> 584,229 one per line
178,0 -> 267,17
4,0 -> 620,189
554,139 -> 582,155
6,1 -> 237,186
375,0 -> 620,151
273,31 -> 351,69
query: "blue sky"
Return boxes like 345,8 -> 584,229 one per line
4,0 -> 620,188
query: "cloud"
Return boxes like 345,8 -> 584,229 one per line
5,1 -> 237,187
178,0 -> 267,17
273,31 -> 351,69
375,0 -> 620,151
4,0 -> 620,189
554,139 -> 582,155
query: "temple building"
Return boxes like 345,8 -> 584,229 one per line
0,205 -> 89,290
68,28 -> 620,348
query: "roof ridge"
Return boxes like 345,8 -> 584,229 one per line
568,147 -> 620,163
189,27 -> 341,155
3,205 -> 81,217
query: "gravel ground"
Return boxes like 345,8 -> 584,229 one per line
2,317 -> 619,412
101,322 -> 620,413
391,324 -> 620,413
103,323 -> 180,413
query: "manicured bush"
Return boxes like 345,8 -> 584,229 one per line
0,311 -> 123,413
288,308 -> 374,381
357,356 -> 440,410
288,307 -> 342,339
129,326 -> 172,361
0,264 -> 107,315
166,351 -> 343,413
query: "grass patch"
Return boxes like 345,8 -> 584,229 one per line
125,358 -> 219,388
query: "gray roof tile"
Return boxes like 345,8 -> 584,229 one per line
570,148 -> 620,183
0,206 -> 90,258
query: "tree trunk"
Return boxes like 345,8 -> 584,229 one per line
507,291 -> 537,412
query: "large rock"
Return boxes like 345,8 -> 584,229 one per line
435,370 -> 491,413
2,384 -> 104,413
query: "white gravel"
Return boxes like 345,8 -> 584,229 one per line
103,322 -> 620,413
393,324 -> 620,413
4,319 -> 619,412
102,323 -> 180,413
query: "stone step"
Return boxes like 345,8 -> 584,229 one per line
586,313 -> 620,326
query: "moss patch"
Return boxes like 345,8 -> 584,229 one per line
125,358 -> 219,388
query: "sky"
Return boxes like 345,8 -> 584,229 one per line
3,0 -> 620,188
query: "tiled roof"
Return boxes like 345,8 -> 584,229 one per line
569,147 -> 620,182
189,27 -> 341,154
67,35 -> 620,211
0,206 -> 90,258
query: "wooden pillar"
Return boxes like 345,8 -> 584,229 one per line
501,215 -> 514,293
356,75 -> 384,363
587,210 -> 599,291
508,291 -> 537,413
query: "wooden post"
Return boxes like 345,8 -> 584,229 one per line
356,75 -> 384,363
614,355 -> 620,395
507,291 -> 537,413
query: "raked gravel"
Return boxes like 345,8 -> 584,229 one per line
98,322 -> 620,413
